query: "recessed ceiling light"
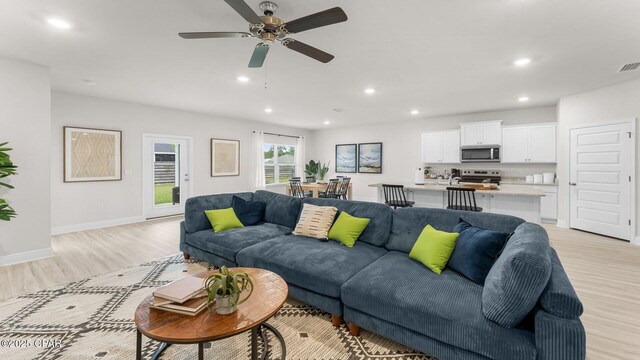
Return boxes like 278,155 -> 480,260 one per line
513,58 -> 531,67
410,109 -> 419,115
264,108 -> 273,113
323,120 -> 331,125
46,17 -> 73,29
236,76 -> 249,83
364,88 -> 376,95
518,96 -> 530,102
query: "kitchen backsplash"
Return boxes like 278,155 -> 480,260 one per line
423,163 -> 557,179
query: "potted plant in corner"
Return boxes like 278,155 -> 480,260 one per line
204,266 -> 254,315
0,142 -> 17,221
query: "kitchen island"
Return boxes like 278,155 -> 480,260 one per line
369,182 -> 545,223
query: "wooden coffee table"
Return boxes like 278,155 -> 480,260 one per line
134,268 -> 288,360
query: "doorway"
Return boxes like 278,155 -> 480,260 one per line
143,134 -> 193,219
569,120 -> 636,241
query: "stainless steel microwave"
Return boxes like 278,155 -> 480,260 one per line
460,145 -> 501,163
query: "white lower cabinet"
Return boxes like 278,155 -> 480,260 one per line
409,189 -> 445,208
499,184 -> 558,223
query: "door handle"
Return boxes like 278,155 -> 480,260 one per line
569,182 -> 577,186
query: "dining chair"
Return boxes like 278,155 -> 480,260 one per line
446,187 -> 483,212
289,179 -> 307,199
382,184 -> 415,209
305,176 -> 315,183
319,178 -> 340,198
336,177 -> 351,200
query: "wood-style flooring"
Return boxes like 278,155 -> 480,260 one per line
0,218 -> 638,359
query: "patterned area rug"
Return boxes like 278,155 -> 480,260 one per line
0,254 -> 435,360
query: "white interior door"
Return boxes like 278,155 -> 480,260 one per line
569,122 -> 635,240
143,135 -> 193,219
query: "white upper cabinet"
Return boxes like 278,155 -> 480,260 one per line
421,130 -> 460,164
502,123 -> 557,163
460,120 -> 502,146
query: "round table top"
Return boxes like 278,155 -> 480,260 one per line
134,268 -> 288,344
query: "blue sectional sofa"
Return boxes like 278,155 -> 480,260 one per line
180,190 -> 586,360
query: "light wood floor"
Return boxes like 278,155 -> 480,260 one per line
0,218 -> 638,359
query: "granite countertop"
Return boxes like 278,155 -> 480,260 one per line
368,182 -> 545,197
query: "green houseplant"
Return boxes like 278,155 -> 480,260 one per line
0,142 -> 17,221
304,160 -> 330,182
204,266 -> 254,315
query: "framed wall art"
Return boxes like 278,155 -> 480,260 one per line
358,142 -> 382,174
211,138 -> 240,177
335,144 -> 357,173
64,126 -> 122,182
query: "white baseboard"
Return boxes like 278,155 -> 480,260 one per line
0,247 -> 54,266
633,236 -> 640,246
51,216 -> 146,235
556,220 -> 568,228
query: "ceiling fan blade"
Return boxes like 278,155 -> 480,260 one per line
283,7 -> 347,34
249,43 -> 270,68
224,0 -> 263,24
179,32 -> 251,39
282,39 -> 334,63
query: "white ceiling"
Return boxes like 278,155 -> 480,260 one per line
1,0 -> 639,129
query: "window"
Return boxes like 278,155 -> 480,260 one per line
264,144 -> 296,184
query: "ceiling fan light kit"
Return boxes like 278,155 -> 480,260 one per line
179,0 -> 347,68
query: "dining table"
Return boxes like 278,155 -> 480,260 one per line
285,182 -> 353,200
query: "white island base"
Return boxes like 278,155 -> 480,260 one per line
370,183 -> 544,224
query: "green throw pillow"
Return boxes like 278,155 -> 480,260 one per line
409,225 -> 459,274
327,212 -> 370,248
204,208 -> 244,233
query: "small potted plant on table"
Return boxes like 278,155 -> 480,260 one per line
204,266 -> 254,315
482,179 -> 492,188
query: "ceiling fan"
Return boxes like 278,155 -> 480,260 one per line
179,0 -> 348,68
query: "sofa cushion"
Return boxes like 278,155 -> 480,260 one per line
236,235 -> 387,298
409,225 -> 459,274
293,203 -> 338,239
232,196 -> 266,226
447,218 -> 511,285
253,190 -> 302,229
387,207 -> 524,253
184,192 -> 254,233
185,223 -> 291,262
539,249 -> 584,319
327,212 -> 370,248
204,208 -> 244,233
302,197 -> 393,246
341,251 -> 537,360
483,223 -> 552,327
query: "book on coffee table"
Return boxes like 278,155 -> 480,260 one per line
150,295 -> 208,316
153,276 -> 205,304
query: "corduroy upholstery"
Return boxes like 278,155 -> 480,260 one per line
539,249 -> 584,319
342,251 -> 537,360
302,197 -> 393,246
184,192 -> 254,233
483,223 -> 552,327
236,235 -> 387,299
534,308 -> 586,360
387,207 -> 524,253
185,223 -> 291,263
180,191 -> 585,360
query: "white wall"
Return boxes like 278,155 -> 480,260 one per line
312,106 -> 557,201
557,79 -> 640,243
0,58 -> 52,264
51,92 -> 313,232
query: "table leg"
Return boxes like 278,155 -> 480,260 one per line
262,323 -> 286,360
151,343 -> 170,360
348,186 -> 353,200
136,329 -> 141,360
312,189 -> 319,198
251,326 -> 258,360
198,342 -> 204,360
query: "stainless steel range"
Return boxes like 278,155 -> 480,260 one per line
460,169 -> 502,184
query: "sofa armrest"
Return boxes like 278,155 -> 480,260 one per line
539,249 -> 583,319
179,221 -> 188,252
534,308 -> 586,360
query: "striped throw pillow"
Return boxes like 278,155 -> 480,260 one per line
293,203 -> 338,240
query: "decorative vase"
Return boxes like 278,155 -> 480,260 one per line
215,294 -> 237,315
